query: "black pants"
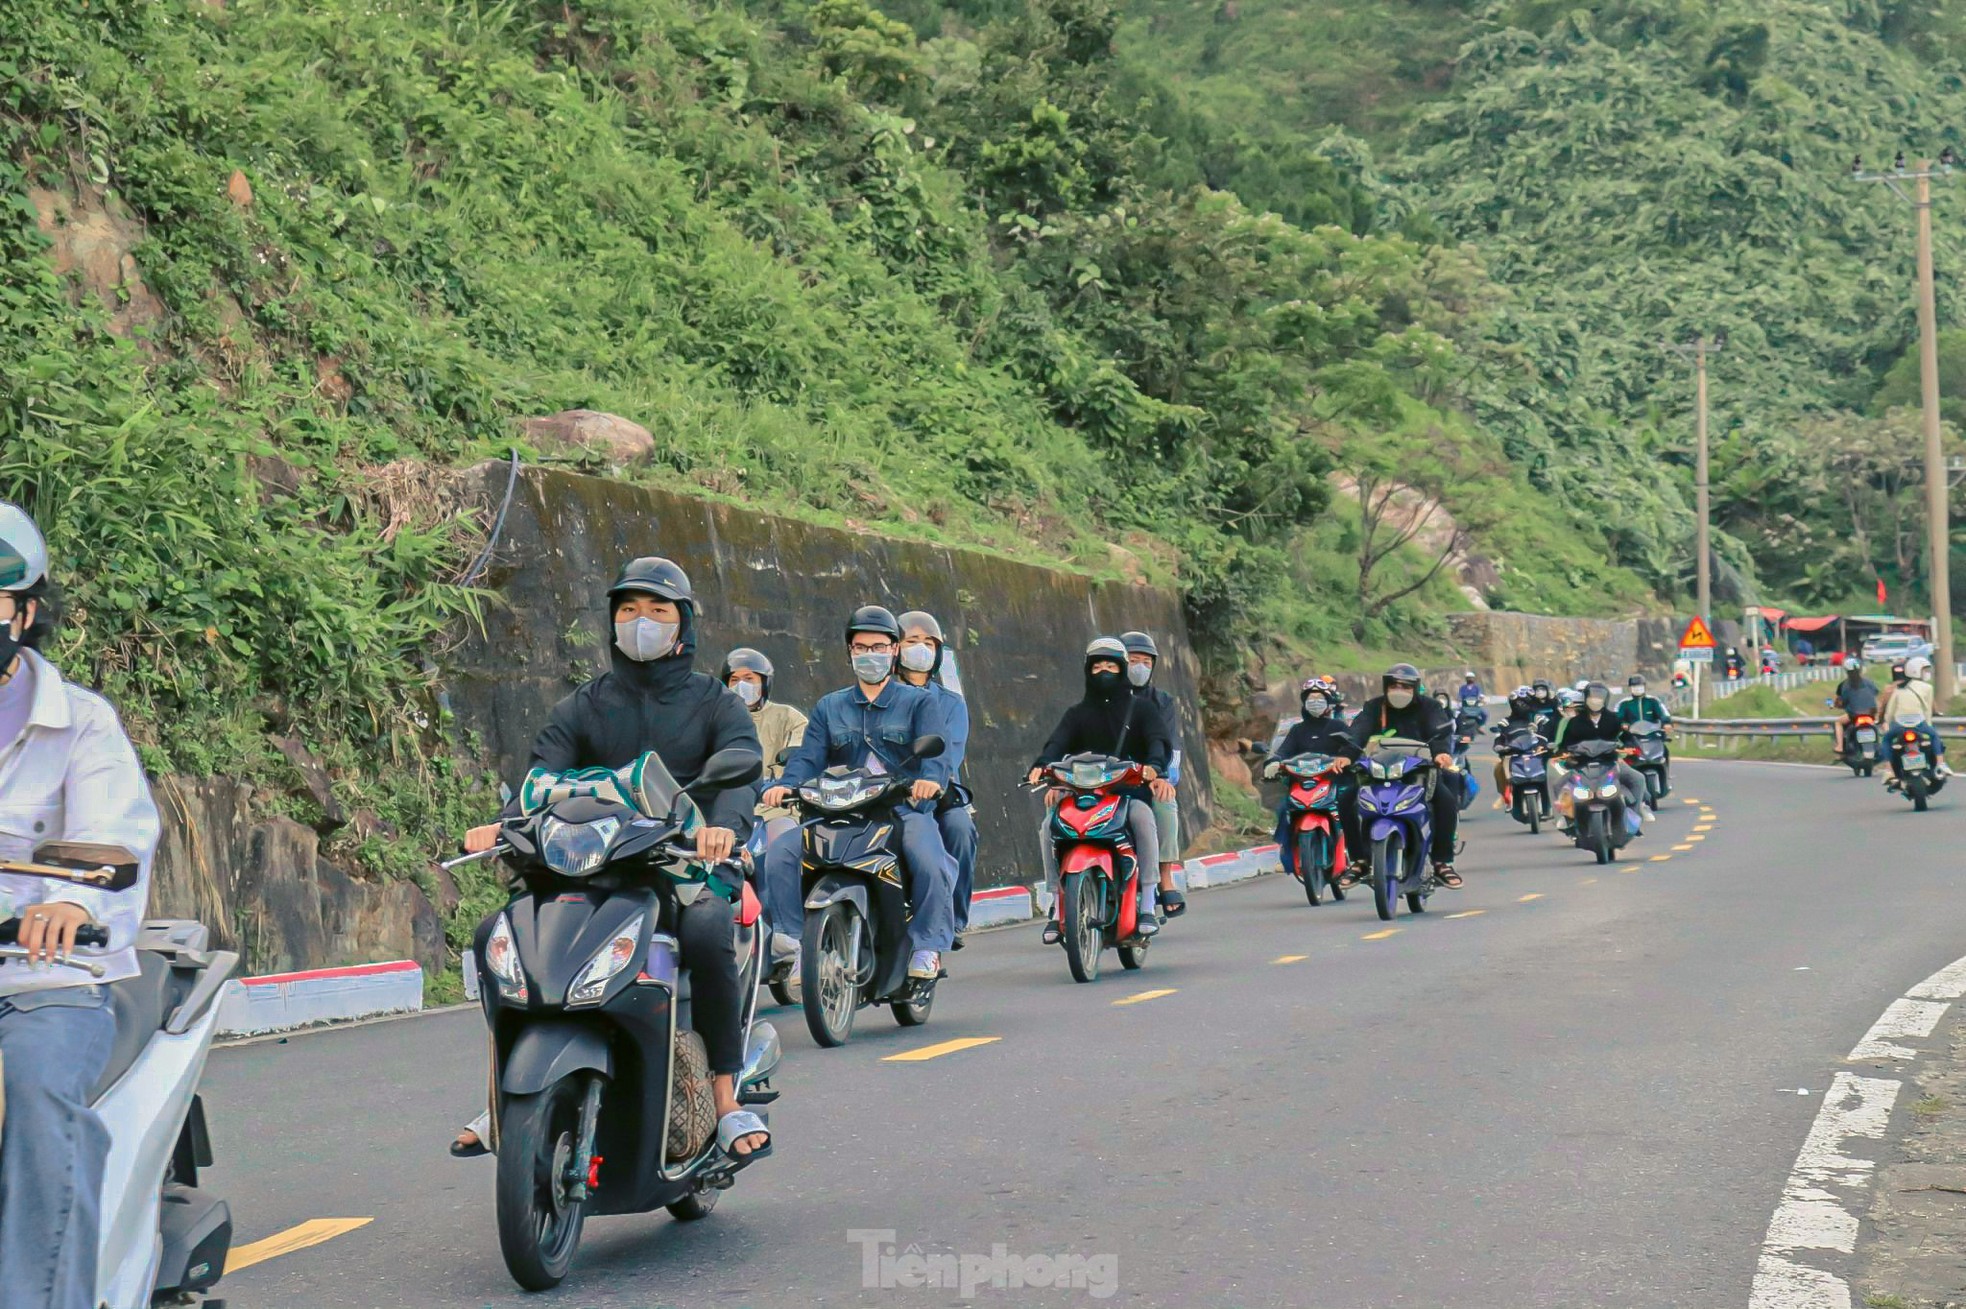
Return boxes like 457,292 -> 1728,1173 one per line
676,893 -> 744,1075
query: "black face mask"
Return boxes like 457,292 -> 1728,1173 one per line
1089,670 -> 1122,695
0,604 -> 24,679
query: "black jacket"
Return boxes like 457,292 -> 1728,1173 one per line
1034,673 -> 1173,772
1276,715 -> 1360,760
1554,709 -> 1625,750
1347,694 -> 1454,757
511,644 -> 763,836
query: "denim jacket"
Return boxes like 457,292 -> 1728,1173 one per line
779,679 -> 954,791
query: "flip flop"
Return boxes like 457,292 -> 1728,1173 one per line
1158,887 -> 1187,918
717,1109 -> 773,1166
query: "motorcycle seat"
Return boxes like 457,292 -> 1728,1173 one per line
92,952 -> 193,1101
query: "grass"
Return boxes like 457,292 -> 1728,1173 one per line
1912,1095 -> 1950,1120
1865,1294 -> 1912,1309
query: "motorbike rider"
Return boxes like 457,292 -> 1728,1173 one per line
0,504 -> 161,1309
894,611 -> 979,949
1723,646 -> 1744,680
1552,681 -> 1652,822
760,606 -> 956,982
1830,663 -> 1880,756
1458,671 -> 1484,706
1615,675 -> 1672,730
1267,677 -> 1364,883
1030,637 -> 1173,942
1879,654 -> 1948,784
455,557 -> 768,1162
1119,631 -> 1187,920
1492,685 -> 1547,805
1345,663 -> 1463,887
722,648 -> 807,957
1529,680 -> 1561,737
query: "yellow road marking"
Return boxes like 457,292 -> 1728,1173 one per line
226,1219 -> 374,1274
1273,954 -> 1308,964
1579,877 -> 1598,885
883,1037 -> 1002,1061
1518,893 -> 1544,902
1620,865 -> 1642,873
1684,834 -> 1706,842
1112,989 -> 1177,1007
1445,909 -> 1485,919
1362,928 -> 1401,940
1693,824 -> 1714,832
1671,843 -> 1695,852
1681,797 -> 1701,805
1650,854 -> 1673,862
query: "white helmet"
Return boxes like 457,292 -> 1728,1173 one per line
0,503 -> 47,592
1906,655 -> 1934,681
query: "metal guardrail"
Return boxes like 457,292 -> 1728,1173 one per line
1679,716 -> 1966,741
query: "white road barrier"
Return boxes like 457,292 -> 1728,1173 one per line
217,960 -> 424,1037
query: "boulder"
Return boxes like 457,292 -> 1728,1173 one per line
520,410 -> 655,464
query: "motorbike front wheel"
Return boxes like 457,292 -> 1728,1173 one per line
1371,834 -> 1402,923
1587,810 -> 1612,864
802,903 -> 865,1048
495,1077 -> 591,1292
1298,829 -> 1326,906
667,1186 -> 720,1222
1061,871 -> 1103,984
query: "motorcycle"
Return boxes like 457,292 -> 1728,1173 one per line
1264,752 -> 1350,907
1451,707 -> 1485,812
0,842 -> 238,1309
742,819 -> 799,1007
1494,725 -> 1552,833
1834,705 -> 1878,778
790,735 -> 946,1041
1039,753 -> 1155,982
1354,738 -> 1443,922
450,747 -> 781,1291
1627,719 -> 1671,803
1563,740 -> 1634,864
1886,712 -> 1947,811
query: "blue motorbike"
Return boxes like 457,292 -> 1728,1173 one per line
1354,737 -> 1441,922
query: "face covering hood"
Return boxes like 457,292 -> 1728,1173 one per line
1385,687 -> 1415,710
614,617 -> 680,663
899,644 -> 938,674
852,651 -> 895,685
732,679 -> 762,707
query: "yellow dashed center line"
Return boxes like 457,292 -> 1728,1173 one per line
1579,877 -> 1598,885
1681,796 -> 1702,805
1650,853 -> 1673,862
884,1036 -> 1003,1061
1671,843 -> 1695,852
1620,865 -> 1642,873
1518,893 -> 1544,902
226,1219 -> 374,1274
1273,954 -> 1308,964
1362,928 -> 1401,940
1111,989 -> 1177,1007
1693,824 -> 1714,833
1684,834 -> 1706,842
1445,909 -> 1486,919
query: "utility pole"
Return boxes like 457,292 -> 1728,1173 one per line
1662,330 -> 1727,711
1856,149 -> 1958,703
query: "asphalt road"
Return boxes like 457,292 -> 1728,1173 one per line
202,758 -> 1964,1308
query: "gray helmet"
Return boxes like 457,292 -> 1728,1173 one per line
1085,635 -> 1128,669
1119,630 -> 1159,661
720,647 -> 774,701
896,610 -> 945,643
0,503 -> 48,592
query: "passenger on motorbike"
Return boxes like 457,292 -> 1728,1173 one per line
1552,682 -> 1651,822
1880,655 -> 1948,784
1120,631 -> 1188,920
761,606 -> 956,982
1345,664 -> 1463,888
895,611 -> 980,949
722,647 -> 807,959
1529,680 -> 1561,738
456,557 -> 767,1162
1267,677 -> 1364,884
0,503 -> 161,1309
1830,664 -> 1879,756
1492,685 -> 1546,804
1030,638 -> 1173,942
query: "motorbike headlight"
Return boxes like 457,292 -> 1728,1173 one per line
540,816 -> 621,877
1598,782 -> 1620,798
813,776 -> 884,810
1572,782 -> 1593,799
568,911 -> 646,1007
485,913 -> 527,1003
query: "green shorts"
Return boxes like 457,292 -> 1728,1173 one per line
1153,796 -> 1179,863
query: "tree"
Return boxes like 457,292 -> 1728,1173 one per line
1344,466 -> 1472,640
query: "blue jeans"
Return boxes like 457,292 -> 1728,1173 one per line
0,985 -> 115,1309
937,805 -> 978,932
760,806 -> 956,953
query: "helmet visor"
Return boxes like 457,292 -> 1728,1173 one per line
0,539 -> 33,590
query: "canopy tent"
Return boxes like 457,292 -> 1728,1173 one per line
1783,615 -> 1840,634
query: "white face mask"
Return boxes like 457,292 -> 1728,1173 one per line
1127,661 -> 1152,687
899,643 -> 937,674
1386,687 -> 1415,710
852,651 -> 894,685
732,679 -> 762,706
614,617 -> 679,662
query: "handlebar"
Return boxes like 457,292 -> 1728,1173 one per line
0,918 -> 110,949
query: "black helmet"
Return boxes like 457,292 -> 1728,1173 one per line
1119,630 -> 1159,661
608,556 -> 692,608
1383,661 -> 1422,690
845,604 -> 902,644
720,647 -> 774,701
1585,681 -> 1610,706
1532,678 -> 1553,699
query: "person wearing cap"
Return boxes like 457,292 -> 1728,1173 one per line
1346,663 -> 1463,886
894,611 -> 980,947
761,606 -> 956,981
1118,631 -> 1187,919
455,556 -> 768,1163
1028,638 -> 1174,942
0,503 -> 161,1309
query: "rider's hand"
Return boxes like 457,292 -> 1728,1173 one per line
910,779 -> 944,804
464,823 -> 501,854
1141,766 -> 1160,782
18,902 -> 92,965
1149,777 -> 1177,803
695,826 -> 737,864
1434,752 -> 1456,770
760,785 -> 793,809
1026,767 -> 1044,787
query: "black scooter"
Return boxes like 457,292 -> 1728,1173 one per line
790,735 -> 946,1047
1494,724 -> 1552,833
449,747 -> 780,1292
1563,739 -> 1634,865
1627,719 -> 1672,802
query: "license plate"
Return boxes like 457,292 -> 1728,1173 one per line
1857,729 -> 1877,744
1904,752 -> 1926,769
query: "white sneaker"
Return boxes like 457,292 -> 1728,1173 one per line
1641,804 -> 1657,822
907,949 -> 942,980
770,932 -> 800,965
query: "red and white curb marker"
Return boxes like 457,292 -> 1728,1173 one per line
965,883 -> 1035,930
217,960 -> 423,1037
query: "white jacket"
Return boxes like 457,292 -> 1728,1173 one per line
0,648 -> 159,994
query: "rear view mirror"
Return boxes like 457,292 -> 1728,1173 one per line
6,842 -> 143,892
696,747 -> 764,789
910,734 -> 946,761
774,746 -> 792,766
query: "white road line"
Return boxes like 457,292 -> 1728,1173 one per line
1749,951 -> 1966,1307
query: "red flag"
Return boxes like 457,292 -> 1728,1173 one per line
1877,577 -> 1888,607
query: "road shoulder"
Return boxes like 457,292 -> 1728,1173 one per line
1858,1008 -> 1966,1307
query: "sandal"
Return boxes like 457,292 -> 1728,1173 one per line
450,1110 -> 492,1158
1041,920 -> 1062,945
1158,887 -> 1187,918
1433,864 -> 1464,889
717,1109 -> 773,1165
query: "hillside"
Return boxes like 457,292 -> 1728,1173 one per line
1117,0 -> 1966,613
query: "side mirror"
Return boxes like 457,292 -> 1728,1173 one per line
774,746 -> 792,766
697,747 -> 764,789
11,842 -> 142,892
910,734 -> 947,761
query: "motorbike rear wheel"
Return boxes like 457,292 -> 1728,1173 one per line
1061,872 -> 1103,984
1298,830 -> 1325,906
1909,773 -> 1929,811
1118,939 -> 1148,970
495,1077 -> 590,1292
667,1186 -> 720,1221
1371,834 -> 1402,923
801,903 -> 864,1048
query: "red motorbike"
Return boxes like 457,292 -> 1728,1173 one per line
1041,753 -> 1152,983
1267,753 -> 1350,906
